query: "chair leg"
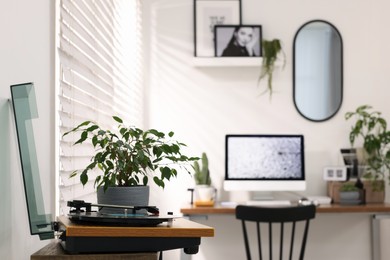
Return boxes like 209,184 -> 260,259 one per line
280,223 -> 284,260
256,222 -> 263,260
299,220 -> 310,260
268,223 -> 272,260
242,221 -> 252,260
289,222 -> 296,260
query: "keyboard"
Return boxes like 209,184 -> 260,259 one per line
245,200 -> 292,206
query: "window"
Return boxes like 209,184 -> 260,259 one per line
55,0 -> 143,216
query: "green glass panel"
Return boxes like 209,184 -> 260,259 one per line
10,83 -> 53,240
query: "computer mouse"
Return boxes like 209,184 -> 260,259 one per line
298,198 -> 311,206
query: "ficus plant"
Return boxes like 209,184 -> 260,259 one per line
63,116 -> 198,191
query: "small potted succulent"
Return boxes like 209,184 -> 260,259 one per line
63,116 -> 198,211
339,182 -> 362,205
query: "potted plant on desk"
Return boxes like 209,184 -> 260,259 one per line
63,116 -> 198,212
345,105 -> 390,203
339,182 -> 363,205
193,152 -> 215,207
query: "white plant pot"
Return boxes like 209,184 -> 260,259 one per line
195,185 -> 215,202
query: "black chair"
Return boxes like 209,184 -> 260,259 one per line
235,205 -> 316,260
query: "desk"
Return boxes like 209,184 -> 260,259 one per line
181,203 -> 390,215
56,216 -> 214,256
181,203 -> 390,260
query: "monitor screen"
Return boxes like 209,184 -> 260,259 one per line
224,134 -> 306,191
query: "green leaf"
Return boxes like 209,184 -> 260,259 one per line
92,136 -> 98,147
153,157 -> 163,163
106,160 -> 114,169
161,144 -> 172,154
148,129 -> 165,138
87,125 -> 99,132
69,170 -> 78,178
153,176 -> 165,188
171,144 -> 180,154
74,131 -> 88,145
119,127 -> 127,136
80,171 -> 88,186
143,176 -> 148,185
113,116 -> 123,123
63,121 -> 91,137
153,146 -> 163,157
161,166 -> 171,180
168,131 -> 174,137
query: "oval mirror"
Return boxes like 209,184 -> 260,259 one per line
293,20 -> 343,122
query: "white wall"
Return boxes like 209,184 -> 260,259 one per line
0,0 -> 54,259
143,0 -> 390,259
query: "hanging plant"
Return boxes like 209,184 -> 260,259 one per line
258,39 -> 286,98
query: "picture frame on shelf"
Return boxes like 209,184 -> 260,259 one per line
214,25 -> 262,57
194,0 -> 242,57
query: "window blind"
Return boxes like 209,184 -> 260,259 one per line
56,0 -> 143,216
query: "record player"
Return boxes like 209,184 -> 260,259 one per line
10,82 -> 214,255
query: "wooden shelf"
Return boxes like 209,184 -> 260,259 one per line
192,57 -> 262,67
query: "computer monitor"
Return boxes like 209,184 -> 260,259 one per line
224,134 -> 306,192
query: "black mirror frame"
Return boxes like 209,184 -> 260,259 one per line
293,19 -> 344,122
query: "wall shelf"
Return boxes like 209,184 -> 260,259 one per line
192,57 -> 262,67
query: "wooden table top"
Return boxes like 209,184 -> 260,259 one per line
58,216 -> 214,238
180,203 -> 390,215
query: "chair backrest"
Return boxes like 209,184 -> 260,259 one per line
235,205 -> 316,260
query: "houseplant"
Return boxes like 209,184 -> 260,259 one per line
193,152 -> 215,206
194,152 -> 211,186
345,105 -> 390,194
63,116 -> 198,210
339,182 -> 363,205
258,39 -> 286,98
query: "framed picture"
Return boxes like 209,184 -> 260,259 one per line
214,25 -> 262,57
194,0 -> 242,57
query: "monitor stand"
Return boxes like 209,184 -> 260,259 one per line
246,191 -> 293,206
250,191 -> 275,201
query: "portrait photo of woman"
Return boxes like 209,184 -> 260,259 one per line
214,25 -> 262,57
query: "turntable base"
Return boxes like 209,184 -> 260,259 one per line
31,241 -> 158,260
56,215 -> 214,255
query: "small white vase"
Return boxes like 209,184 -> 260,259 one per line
195,185 -> 215,202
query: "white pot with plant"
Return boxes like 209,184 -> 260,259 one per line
63,116 -> 198,212
193,153 -> 215,206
